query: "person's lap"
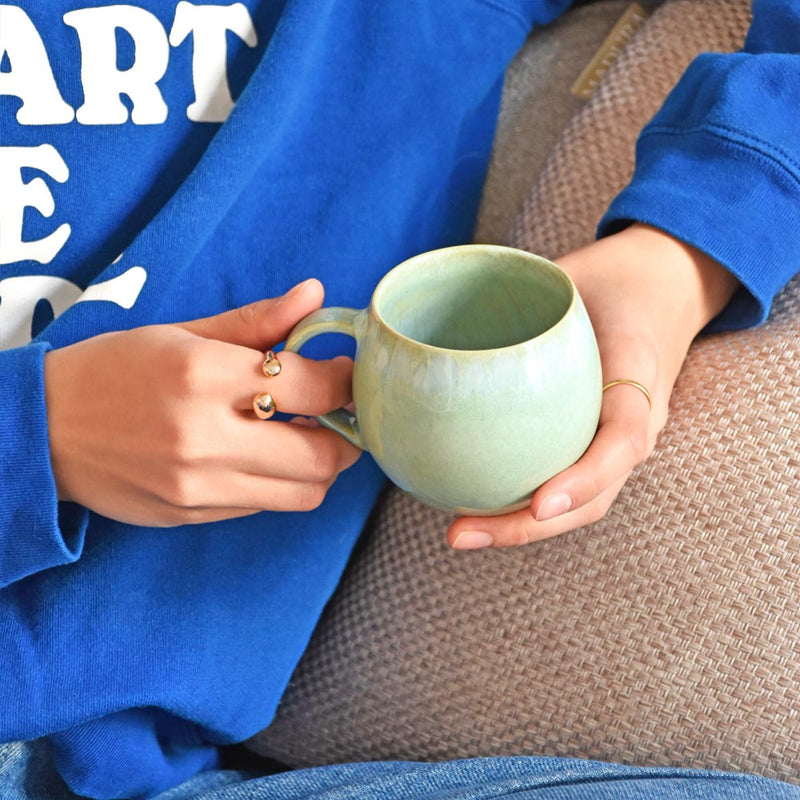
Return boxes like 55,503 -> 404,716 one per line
4,740 -> 799,800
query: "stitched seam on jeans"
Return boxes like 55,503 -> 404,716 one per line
492,772 -> 754,797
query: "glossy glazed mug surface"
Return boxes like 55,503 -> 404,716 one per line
285,244 -> 602,515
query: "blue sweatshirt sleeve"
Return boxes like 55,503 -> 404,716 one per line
501,0 -> 573,27
0,344 -> 88,587
598,0 -> 800,331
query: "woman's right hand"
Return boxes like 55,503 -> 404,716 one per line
44,279 -> 362,527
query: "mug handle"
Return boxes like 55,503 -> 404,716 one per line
284,307 -> 367,450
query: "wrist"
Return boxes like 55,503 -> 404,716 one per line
617,223 -> 740,335
556,223 -> 741,405
44,347 -> 76,504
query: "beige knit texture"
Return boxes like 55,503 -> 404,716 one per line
250,0 -> 800,783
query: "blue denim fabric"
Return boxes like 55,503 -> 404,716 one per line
3,740 -> 799,800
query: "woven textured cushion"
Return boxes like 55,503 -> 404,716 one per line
250,0 -> 800,783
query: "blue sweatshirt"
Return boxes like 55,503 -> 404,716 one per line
599,0 -> 800,329
0,1 -> 798,798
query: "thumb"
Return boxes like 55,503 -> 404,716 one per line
178,279 -> 324,348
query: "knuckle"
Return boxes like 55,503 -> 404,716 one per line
160,504 -> 214,526
319,361 -> 353,412
592,499 -> 617,527
342,442 -> 363,469
599,494 -> 617,518
585,501 -> 612,527
509,528 -> 535,547
625,427 -> 650,464
651,408 -> 669,437
310,441 -> 341,482
295,481 -> 328,512
236,302 -> 259,327
171,339 -> 209,396
177,506 -> 216,525
584,486 -> 623,527
164,421 -> 206,466
160,471 -> 203,510
583,473 -> 604,506
331,355 -> 354,382
315,382 -> 343,415
502,518 -> 535,547
159,504 -> 196,527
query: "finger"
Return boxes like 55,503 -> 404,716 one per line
158,506 -> 262,526
178,278 -> 324,349
448,473 -> 629,549
232,350 -> 355,416
225,418 -> 362,482
156,471 -> 342,517
529,381 -> 654,522
447,380 -> 654,550
183,339 -> 354,417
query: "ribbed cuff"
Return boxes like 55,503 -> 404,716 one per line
0,344 -> 88,587
598,124 -> 800,332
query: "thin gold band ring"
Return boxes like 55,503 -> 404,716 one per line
602,379 -> 653,409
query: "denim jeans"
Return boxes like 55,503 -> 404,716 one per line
4,740 -> 799,800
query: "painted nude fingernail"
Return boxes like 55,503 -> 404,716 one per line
453,531 -> 493,550
535,493 -> 573,521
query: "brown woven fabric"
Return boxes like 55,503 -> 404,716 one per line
250,0 -> 800,783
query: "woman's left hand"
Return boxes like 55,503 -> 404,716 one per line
448,224 -> 740,549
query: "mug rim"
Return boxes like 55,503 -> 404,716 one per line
369,244 -> 579,355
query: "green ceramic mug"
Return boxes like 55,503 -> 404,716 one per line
285,244 -> 602,515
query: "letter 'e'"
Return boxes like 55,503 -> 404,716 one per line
0,145 -> 71,265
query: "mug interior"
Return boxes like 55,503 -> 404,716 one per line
373,246 -> 574,351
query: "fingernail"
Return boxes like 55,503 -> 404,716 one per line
288,278 -> 315,296
453,531 -> 493,550
535,493 -> 573,521
278,279 -> 314,304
